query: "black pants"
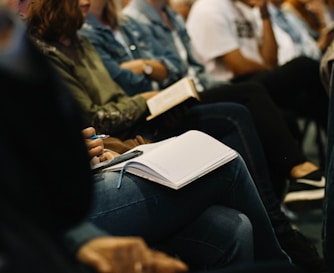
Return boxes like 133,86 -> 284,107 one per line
200,81 -> 306,183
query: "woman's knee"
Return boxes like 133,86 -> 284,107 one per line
189,206 -> 254,266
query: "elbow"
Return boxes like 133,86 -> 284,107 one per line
232,65 -> 257,77
266,56 -> 278,68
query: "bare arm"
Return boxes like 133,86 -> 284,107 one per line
252,0 -> 278,67
220,49 -> 270,77
219,0 -> 277,77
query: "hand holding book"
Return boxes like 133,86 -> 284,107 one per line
146,77 -> 200,120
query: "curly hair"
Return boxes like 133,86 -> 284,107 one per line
26,0 -> 84,42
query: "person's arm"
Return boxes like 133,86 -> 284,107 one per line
255,0 -> 278,67
79,27 -> 156,95
82,127 -> 119,166
65,222 -> 187,273
45,51 -> 152,134
66,127 -> 189,273
220,48 -> 271,77
120,58 -> 168,81
219,1 -> 277,76
234,0 -> 278,68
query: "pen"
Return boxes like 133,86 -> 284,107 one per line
89,134 -> 110,140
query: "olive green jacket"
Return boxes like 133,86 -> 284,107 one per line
33,36 -> 148,136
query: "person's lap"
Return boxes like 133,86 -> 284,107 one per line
88,156 -> 288,263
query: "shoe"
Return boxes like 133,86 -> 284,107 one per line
277,229 -> 327,273
293,170 -> 326,188
284,170 -> 325,203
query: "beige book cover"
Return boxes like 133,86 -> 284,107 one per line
146,77 -> 200,121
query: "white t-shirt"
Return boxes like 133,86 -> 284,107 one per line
186,0 -> 264,81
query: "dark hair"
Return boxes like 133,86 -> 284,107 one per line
26,0 -> 83,41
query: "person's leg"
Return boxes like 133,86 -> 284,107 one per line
157,206 -> 254,270
89,156 -> 290,264
174,102 -> 325,272
247,56 -> 329,129
177,102 -> 292,232
121,102 -> 319,268
199,82 -> 307,179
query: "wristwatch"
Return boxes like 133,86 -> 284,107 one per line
143,63 -> 153,76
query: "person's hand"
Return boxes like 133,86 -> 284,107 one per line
82,127 -> 120,163
76,236 -> 189,273
120,59 -> 147,75
139,91 -> 159,100
82,127 -> 104,159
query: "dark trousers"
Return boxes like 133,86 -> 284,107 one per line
323,72 -> 334,272
200,81 -> 307,181
130,102 -> 293,234
233,56 -> 329,127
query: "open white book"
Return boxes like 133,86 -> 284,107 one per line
146,77 -> 200,121
96,130 -> 238,190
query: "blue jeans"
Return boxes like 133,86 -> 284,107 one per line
89,156 -> 289,271
174,103 -> 292,234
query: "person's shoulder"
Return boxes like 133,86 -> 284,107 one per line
30,37 -> 57,56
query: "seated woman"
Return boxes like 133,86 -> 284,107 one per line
28,0 -> 322,268
80,0 -> 325,206
24,0 -> 296,270
71,126 -> 291,271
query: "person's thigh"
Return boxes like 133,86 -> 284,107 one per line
88,156 -> 288,262
249,57 -> 328,123
88,159 -> 243,242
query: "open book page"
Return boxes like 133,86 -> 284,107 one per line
146,77 -> 200,121
101,130 -> 238,189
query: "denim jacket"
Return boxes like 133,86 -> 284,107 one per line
124,0 -> 221,90
80,13 -> 184,95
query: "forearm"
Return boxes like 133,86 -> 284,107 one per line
220,52 -> 269,77
120,59 -> 168,81
144,59 -> 168,81
259,6 -> 278,67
